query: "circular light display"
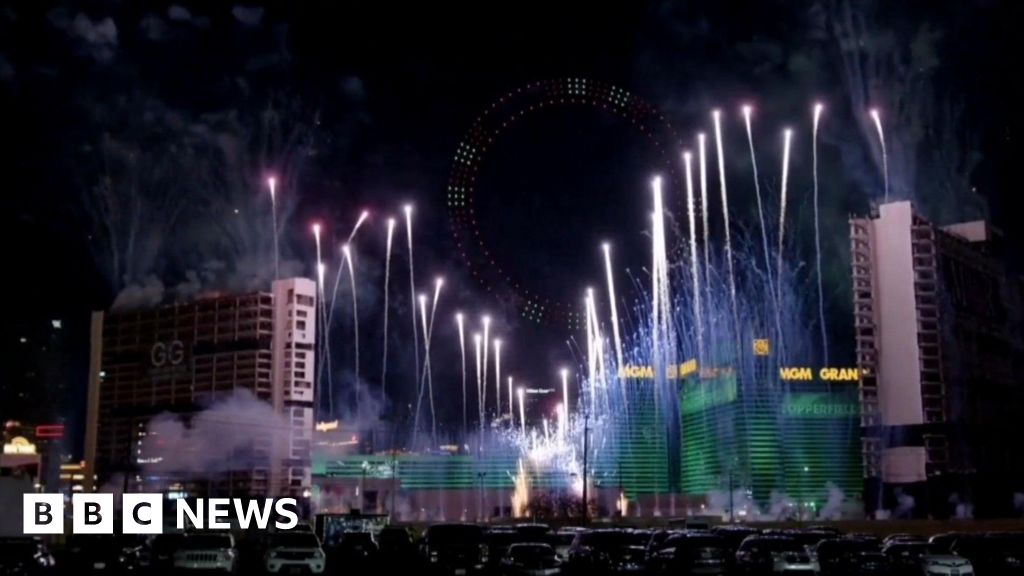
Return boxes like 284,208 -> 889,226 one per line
448,78 -> 681,329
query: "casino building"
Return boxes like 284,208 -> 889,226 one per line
83,278 -> 316,499
850,201 -> 1023,517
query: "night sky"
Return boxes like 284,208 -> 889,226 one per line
1,1 -> 1018,452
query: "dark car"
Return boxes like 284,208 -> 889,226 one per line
644,530 -> 682,560
146,532 -> 185,572
815,538 -> 886,575
0,537 -> 56,576
952,533 -> 1024,575
61,535 -> 143,574
326,531 -> 378,569
421,523 -> 489,575
735,536 -> 817,575
928,532 -> 964,554
883,541 -> 962,576
500,543 -> 563,576
647,533 -> 730,576
566,529 -> 650,575
710,526 -> 760,556
378,526 -> 415,555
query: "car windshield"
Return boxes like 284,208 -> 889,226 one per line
428,525 -> 485,543
742,538 -> 804,553
183,535 -> 232,550
510,544 -> 556,560
664,535 -> 725,550
578,531 -> 649,548
270,533 -> 320,548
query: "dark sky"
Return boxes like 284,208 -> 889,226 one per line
1,1 -> 1018,445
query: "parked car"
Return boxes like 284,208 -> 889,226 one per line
815,537 -> 885,575
646,532 -> 730,576
883,541 -> 973,576
264,531 -> 326,574
421,523 -> 489,575
566,529 -> 650,575
500,543 -> 563,576
951,533 -> 1023,575
172,533 -> 237,573
0,537 -> 55,576
734,535 -> 818,574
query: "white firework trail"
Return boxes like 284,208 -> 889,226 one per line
494,339 -> 503,420
267,177 -> 279,281
473,332 -> 484,443
683,150 -> 704,361
777,128 -> 793,299
813,103 -> 829,365
342,244 -> 360,411
456,312 -> 467,439
698,133 -> 711,307
743,105 -> 783,348
380,218 -> 396,414
482,315 -> 491,416
404,204 -> 420,407
507,376 -> 514,425
517,387 -> 526,436
585,288 -> 598,416
869,108 -> 890,202
601,243 -> 624,372
712,110 -> 740,344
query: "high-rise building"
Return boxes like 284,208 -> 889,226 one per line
849,201 -> 1023,517
83,278 -> 317,498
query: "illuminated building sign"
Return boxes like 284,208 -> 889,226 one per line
779,367 -> 861,382
35,425 -> 65,439
619,360 -> 699,380
783,393 -> 860,418
3,436 -> 37,455
753,338 -> 771,356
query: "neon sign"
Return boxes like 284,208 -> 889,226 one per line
3,436 -> 37,455
779,367 -> 860,382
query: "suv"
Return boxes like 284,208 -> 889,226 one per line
264,531 -> 326,574
172,533 -> 237,573
421,523 -> 489,575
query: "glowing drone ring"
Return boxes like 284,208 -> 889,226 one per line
447,78 -> 681,329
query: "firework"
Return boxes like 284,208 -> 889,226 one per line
267,177 -> 279,281
869,108 -> 890,202
482,314 -> 492,416
698,133 -> 711,313
507,376 -> 514,427
494,338 -> 503,420
404,204 -> 420,406
683,150 -> 704,360
742,105 -> 775,295
473,332 -> 484,439
456,312 -> 467,440
601,243 -> 624,372
381,218 -> 396,413
713,110 -> 740,343
342,243 -> 360,411
517,387 -> 526,436
560,368 -> 569,441
777,128 -> 793,298
813,103 -> 829,364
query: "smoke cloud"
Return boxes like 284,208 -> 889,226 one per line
139,389 -> 291,476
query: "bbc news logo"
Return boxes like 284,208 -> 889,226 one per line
23,494 -> 299,534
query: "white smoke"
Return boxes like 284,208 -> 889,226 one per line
139,389 -> 291,477
949,492 -> 973,519
895,492 -> 916,518
818,482 -> 846,520
769,490 -> 796,520
1014,492 -> 1024,515
112,275 -> 165,310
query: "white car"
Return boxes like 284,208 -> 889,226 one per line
173,533 -> 238,573
920,554 -> 974,575
264,531 -> 326,574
